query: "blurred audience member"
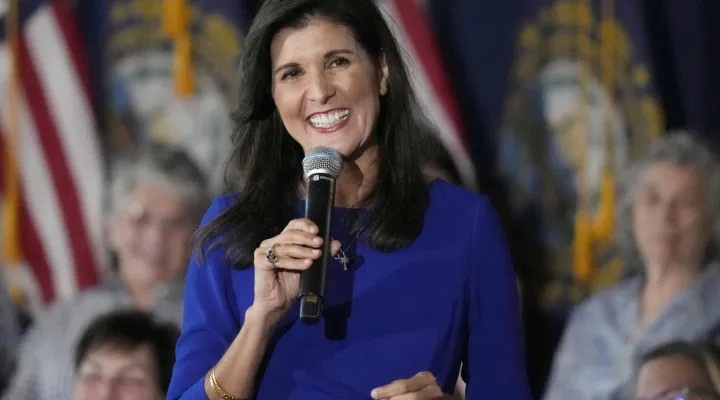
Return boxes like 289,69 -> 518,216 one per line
73,310 -> 180,400
635,341 -> 720,400
0,272 -> 18,394
545,132 -> 720,399
3,142 -> 208,400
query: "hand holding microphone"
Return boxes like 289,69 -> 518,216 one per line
251,219 -> 341,323
250,146 -> 343,325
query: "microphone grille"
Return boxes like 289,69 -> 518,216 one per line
302,146 -> 343,178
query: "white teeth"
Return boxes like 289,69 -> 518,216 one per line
310,109 -> 349,128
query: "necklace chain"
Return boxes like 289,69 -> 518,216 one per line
330,215 -> 365,271
331,233 -> 361,271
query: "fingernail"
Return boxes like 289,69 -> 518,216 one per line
313,237 -> 322,244
305,259 -> 312,265
312,249 -> 321,255
370,389 -> 379,399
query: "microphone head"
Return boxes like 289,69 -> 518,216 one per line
302,146 -> 343,178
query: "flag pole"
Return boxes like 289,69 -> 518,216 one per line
593,0 -> 615,241
163,0 -> 194,97
2,0 -> 25,304
572,0 -> 593,283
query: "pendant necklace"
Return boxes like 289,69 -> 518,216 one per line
329,210 -> 366,271
330,232 -> 362,271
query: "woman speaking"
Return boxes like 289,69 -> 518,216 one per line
167,0 -> 530,399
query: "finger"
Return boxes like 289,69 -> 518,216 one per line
371,372 -> 436,399
283,218 -> 318,234
385,384 -> 444,400
254,246 -> 310,271
272,243 -> 322,260
330,240 -> 342,256
271,255 -> 314,271
277,229 -> 324,248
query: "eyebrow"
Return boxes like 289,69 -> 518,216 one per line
273,49 -> 355,75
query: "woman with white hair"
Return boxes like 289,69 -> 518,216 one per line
544,132 -> 720,399
3,142 -> 209,400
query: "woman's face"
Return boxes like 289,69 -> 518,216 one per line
108,183 -> 195,289
74,344 -> 165,400
633,162 -> 711,271
270,17 -> 389,158
635,355 -> 717,400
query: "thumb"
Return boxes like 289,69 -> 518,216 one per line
330,240 -> 342,256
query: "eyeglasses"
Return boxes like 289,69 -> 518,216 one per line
123,202 -> 193,233
636,386 -> 720,400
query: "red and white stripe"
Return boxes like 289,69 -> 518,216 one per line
380,0 -> 477,189
0,0 -> 105,309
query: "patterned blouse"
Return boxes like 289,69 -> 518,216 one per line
544,264 -> 720,400
2,278 -> 184,400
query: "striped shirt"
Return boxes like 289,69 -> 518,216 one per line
0,272 -> 19,393
544,264 -> 720,400
2,278 -> 184,400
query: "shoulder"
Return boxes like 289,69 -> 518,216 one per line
568,277 -> 638,327
428,179 -> 488,211
40,287 -> 115,319
202,194 -> 241,224
27,287 -> 120,342
427,179 -> 494,223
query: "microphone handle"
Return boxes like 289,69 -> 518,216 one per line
298,173 -> 335,324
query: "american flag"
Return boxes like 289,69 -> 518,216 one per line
380,0 -> 476,189
0,0 -> 104,311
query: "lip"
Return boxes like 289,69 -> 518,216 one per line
306,108 -> 350,133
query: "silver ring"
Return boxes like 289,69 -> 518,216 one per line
266,244 -> 279,266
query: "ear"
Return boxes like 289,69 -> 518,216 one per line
378,53 -> 389,96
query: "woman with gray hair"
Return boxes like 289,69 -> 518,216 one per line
3,142 -> 209,400
544,132 -> 720,400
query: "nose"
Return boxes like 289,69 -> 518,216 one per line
142,221 -> 166,248
658,201 -> 678,224
306,69 -> 334,104
93,380 -> 114,400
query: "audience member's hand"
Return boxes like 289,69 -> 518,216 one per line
371,372 -> 445,399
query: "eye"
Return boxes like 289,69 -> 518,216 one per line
328,57 -> 350,68
281,68 -> 302,81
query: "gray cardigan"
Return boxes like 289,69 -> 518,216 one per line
544,264 -> 720,400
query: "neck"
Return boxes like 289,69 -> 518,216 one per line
120,269 -> 154,309
638,261 -> 702,327
334,144 -> 379,208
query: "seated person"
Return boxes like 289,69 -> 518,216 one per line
73,310 -> 180,400
545,132 -> 720,399
635,340 -> 720,400
3,142 -> 208,400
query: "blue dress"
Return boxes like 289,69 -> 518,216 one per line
167,180 -> 531,399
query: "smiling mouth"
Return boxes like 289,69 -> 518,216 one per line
307,109 -> 350,130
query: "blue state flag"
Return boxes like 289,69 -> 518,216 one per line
430,0 -> 663,311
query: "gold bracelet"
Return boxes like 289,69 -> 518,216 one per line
210,368 -> 243,400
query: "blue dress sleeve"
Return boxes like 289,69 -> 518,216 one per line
462,198 -> 531,399
167,196 -> 242,400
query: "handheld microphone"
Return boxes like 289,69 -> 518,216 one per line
298,146 -> 343,324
